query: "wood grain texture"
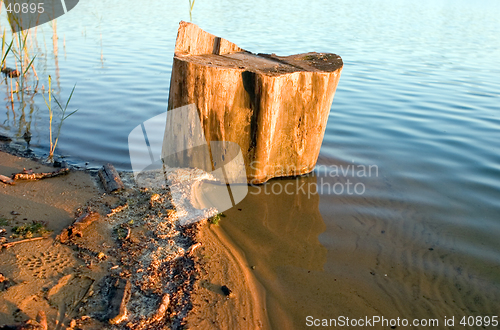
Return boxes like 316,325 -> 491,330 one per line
98,163 -> 124,193
168,22 -> 343,183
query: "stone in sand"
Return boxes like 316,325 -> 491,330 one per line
221,285 -> 232,297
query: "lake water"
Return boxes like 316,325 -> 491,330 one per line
1,0 -> 500,328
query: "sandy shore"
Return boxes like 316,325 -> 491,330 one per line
0,150 -> 268,329
0,150 -> 102,328
186,224 -> 269,329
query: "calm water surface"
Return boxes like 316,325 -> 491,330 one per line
1,0 -> 499,328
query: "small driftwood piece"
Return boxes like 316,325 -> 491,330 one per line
12,168 -> 70,181
0,174 -> 15,185
1,236 -> 47,250
0,272 -> 14,291
0,134 -> 12,141
36,311 -> 48,330
57,212 -> 100,243
151,294 -> 170,322
1,67 -> 20,78
188,242 -> 202,256
107,203 -> 128,217
99,164 -> 124,193
108,278 -> 131,324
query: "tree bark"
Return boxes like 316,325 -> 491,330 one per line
168,22 -> 343,184
98,163 -> 124,193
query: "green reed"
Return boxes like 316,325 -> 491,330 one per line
1,26 -> 39,103
1,30 -> 14,70
189,0 -> 196,21
1,19 -> 77,160
42,75 -> 78,160
13,30 -> 37,103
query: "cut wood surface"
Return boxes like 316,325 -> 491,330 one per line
98,163 -> 124,193
168,22 -> 343,183
174,21 -> 245,56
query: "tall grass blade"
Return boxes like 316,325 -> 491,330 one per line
1,40 -> 13,67
44,79 -> 78,160
23,55 -> 36,75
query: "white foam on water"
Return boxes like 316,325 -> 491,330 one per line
163,166 -> 219,226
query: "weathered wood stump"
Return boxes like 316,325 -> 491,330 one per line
168,21 -> 343,184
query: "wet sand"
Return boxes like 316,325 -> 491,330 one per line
3,149 -> 499,329
0,151 -> 102,326
186,223 -> 270,329
218,160 -> 500,330
0,152 -> 99,235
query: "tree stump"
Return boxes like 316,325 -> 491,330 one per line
168,21 -> 343,184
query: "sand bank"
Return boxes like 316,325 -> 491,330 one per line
0,150 -> 267,329
186,223 -> 270,329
